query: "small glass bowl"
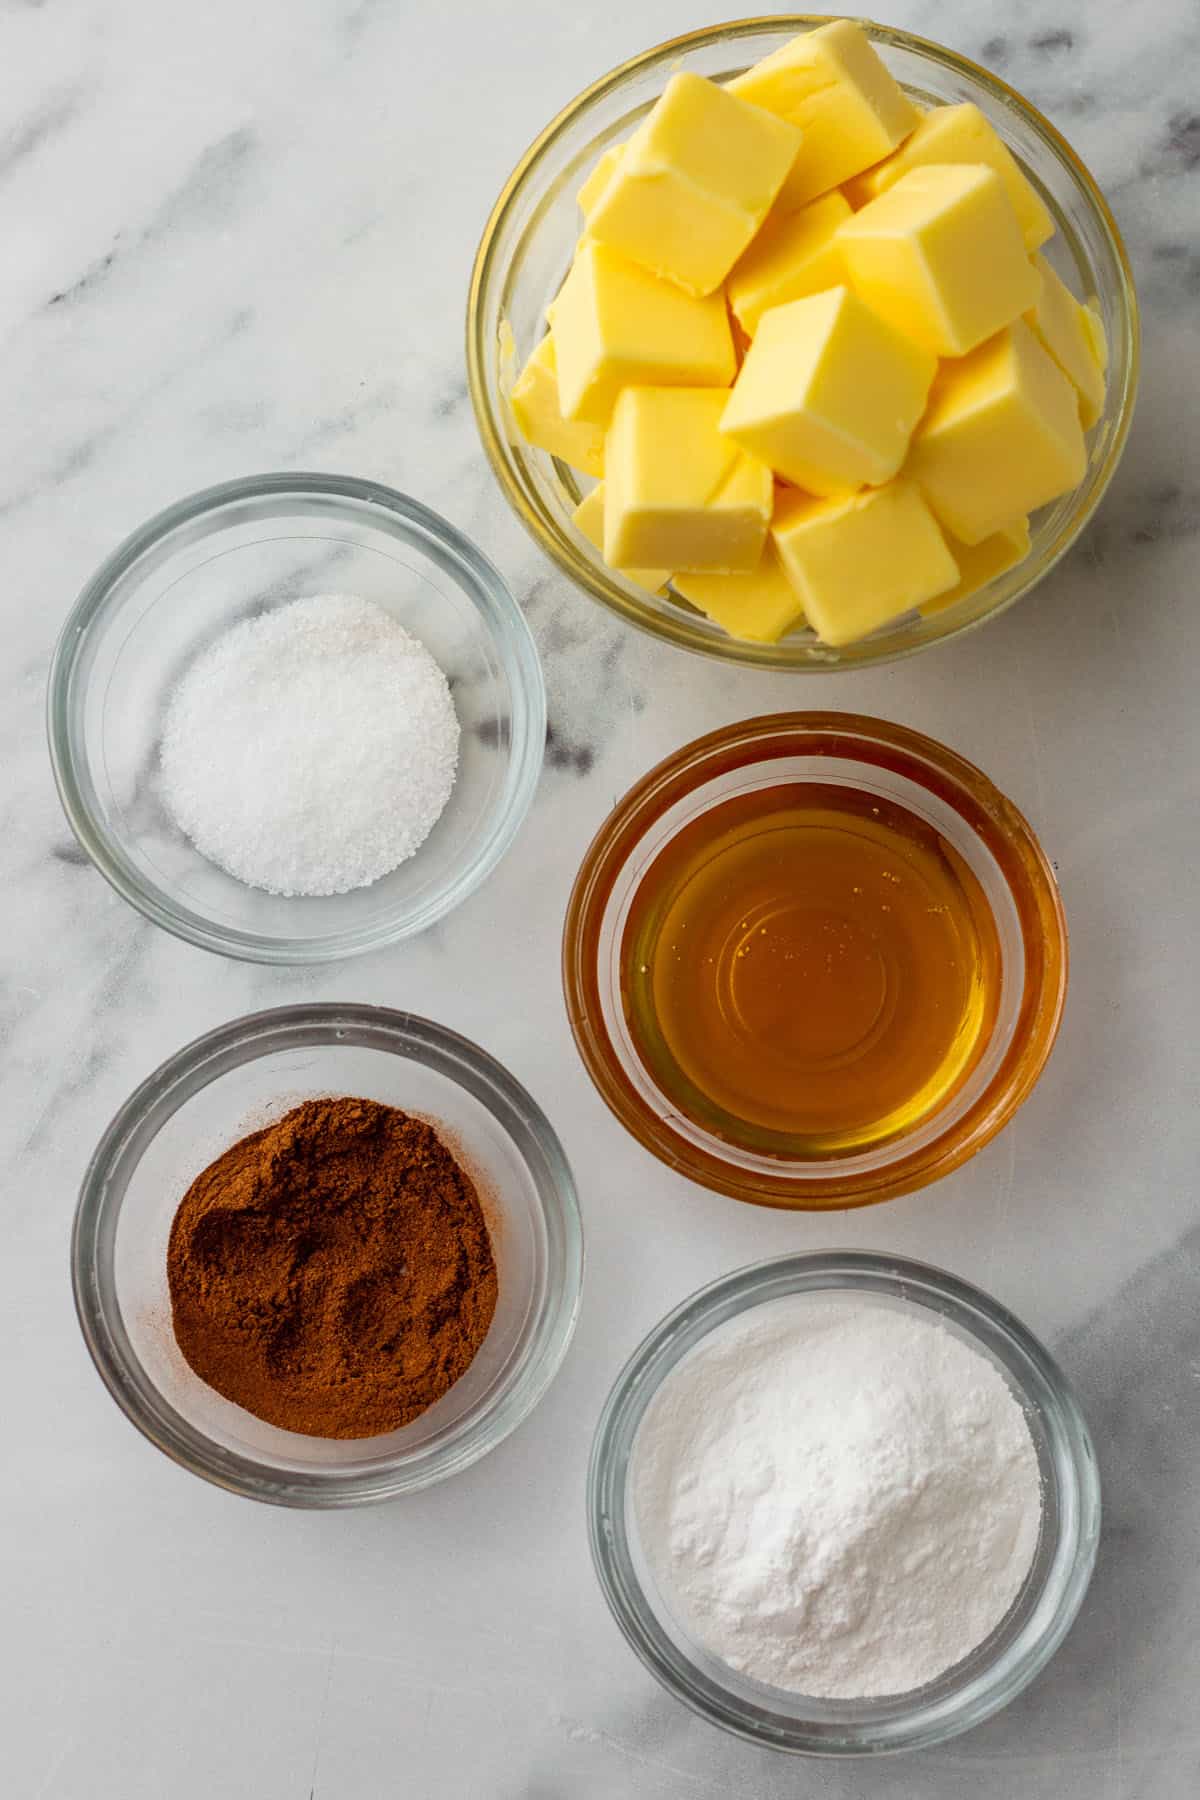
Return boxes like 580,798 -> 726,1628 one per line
563,713 -> 1067,1208
47,474 -> 546,963
589,1251 -> 1100,1755
72,1004 -> 583,1506
468,18 -> 1139,670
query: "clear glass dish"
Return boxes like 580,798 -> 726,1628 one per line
563,713 -> 1067,1208
588,1251 -> 1100,1754
47,474 -> 546,962
72,1004 -> 583,1506
468,18 -> 1139,670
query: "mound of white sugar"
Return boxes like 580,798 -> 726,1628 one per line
632,1296 -> 1043,1699
160,594 -> 459,897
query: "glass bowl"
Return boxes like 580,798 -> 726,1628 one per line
589,1251 -> 1100,1755
71,1004 -> 583,1506
563,713 -> 1067,1208
47,474 -> 546,962
468,17 -> 1139,670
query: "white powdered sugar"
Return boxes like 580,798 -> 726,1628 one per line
632,1296 -> 1043,1699
160,594 -> 459,897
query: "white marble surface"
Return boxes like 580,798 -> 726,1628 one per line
4,1 -> 1199,1794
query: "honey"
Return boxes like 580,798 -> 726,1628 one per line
621,781 -> 1002,1156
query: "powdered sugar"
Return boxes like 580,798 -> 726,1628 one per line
632,1295 -> 1043,1699
160,594 -> 459,897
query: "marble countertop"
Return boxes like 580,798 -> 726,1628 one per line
5,1 -> 1198,1794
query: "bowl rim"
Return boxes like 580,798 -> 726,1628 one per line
466,14 -> 1140,671
71,1002 -> 584,1506
562,711 -> 1068,1208
587,1249 -> 1101,1755
46,471 -> 547,964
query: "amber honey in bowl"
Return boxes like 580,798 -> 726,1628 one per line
621,780 -> 1001,1157
564,715 -> 1067,1208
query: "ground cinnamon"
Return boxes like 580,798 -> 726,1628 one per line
167,1097 -> 497,1439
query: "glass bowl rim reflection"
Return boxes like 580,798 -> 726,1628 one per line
466,14 -> 1140,671
562,711 -> 1068,1208
71,1002 -> 584,1506
46,471 -> 547,964
587,1249 -> 1101,1756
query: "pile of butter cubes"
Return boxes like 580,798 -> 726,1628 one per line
510,19 -> 1108,647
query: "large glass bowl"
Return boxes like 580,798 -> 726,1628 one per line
71,1004 -> 583,1506
47,474 -> 546,962
468,17 -> 1139,670
588,1252 -> 1100,1754
563,713 -> 1067,1208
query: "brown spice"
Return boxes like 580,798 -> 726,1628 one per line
167,1097 -> 498,1439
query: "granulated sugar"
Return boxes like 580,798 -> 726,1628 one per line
160,594 -> 459,896
632,1295 -> 1043,1699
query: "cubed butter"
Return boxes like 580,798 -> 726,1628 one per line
673,542 -> 806,642
920,519 -> 1031,615
1025,253 -> 1107,428
772,481 -> 958,645
605,387 -> 773,574
726,190 -> 852,335
587,71 -> 802,296
509,334 -> 605,475
836,164 -> 1041,356
548,240 -> 735,425
907,319 -> 1086,544
571,483 -> 672,593
844,102 -> 1055,250
578,145 -> 624,218
730,20 -> 917,209
720,286 -> 936,496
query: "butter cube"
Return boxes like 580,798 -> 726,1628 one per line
721,286 -> 936,496
510,334 -> 605,476
1025,254 -> 1107,428
1083,301 -> 1109,374
844,103 -> 1055,250
727,190 -> 852,335
772,481 -> 958,645
730,20 -> 917,209
920,519 -> 1031,616
605,388 -> 773,574
578,145 -> 624,218
674,542 -> 806,642
549,241 -> 735,425
836,164 -> 1041,356
908,320 -> 1086,544
572,483 -> 671,593
587,71 -> 802,296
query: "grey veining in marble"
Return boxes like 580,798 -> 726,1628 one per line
3,1 -> 1199,1795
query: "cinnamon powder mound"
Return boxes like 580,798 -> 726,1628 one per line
167,1097 -> 498,1439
